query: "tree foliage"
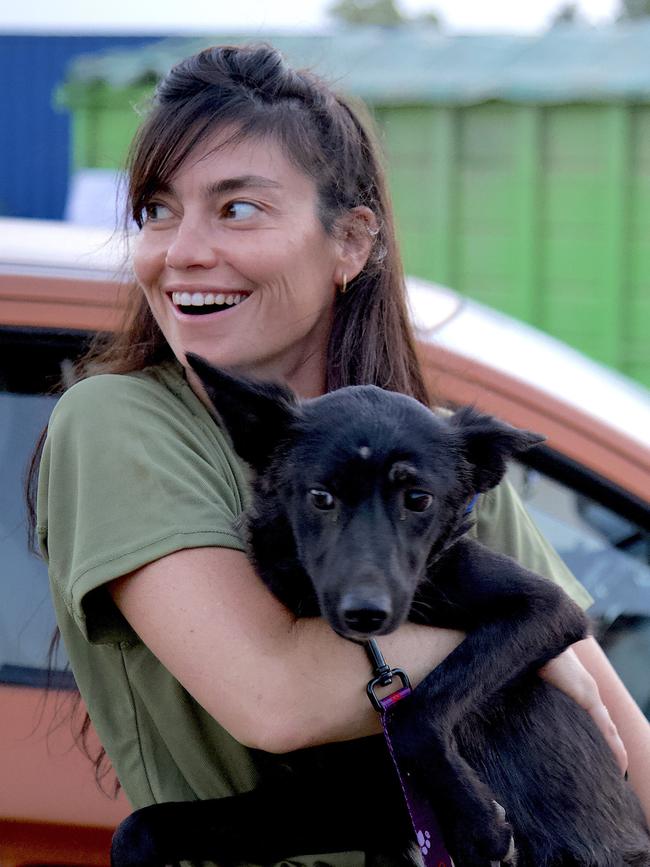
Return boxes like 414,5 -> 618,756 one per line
618,0 -> 650,18
549,2 -> 583,26
328,0 -> 440,28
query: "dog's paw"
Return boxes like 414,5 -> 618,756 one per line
444,799 -> 516,867
489,801 -> 516,866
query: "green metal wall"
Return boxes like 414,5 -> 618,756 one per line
377,102 -> 650,387
64,82 -> 152,170
64,87 -> 650,387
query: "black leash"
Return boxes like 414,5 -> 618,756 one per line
364,638 -> 454,866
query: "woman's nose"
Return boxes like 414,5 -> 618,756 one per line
164,220 -> 220,270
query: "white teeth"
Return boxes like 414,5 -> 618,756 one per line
171,290 -> 248,308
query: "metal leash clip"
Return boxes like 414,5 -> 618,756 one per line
365,637 -> 412,713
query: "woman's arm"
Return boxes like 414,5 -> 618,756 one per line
109,545 -> 465,754
110,546 -> 649,793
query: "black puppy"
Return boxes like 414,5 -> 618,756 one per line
111,356 -> 650,867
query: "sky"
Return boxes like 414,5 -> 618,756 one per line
0,0 -> 623,35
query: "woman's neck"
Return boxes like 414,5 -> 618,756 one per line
184,348 -> 327,410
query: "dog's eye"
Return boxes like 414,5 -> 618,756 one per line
309,489 -> 335,510
404,490 -> 433,512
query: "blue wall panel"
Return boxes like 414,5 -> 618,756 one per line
0,35 -> 163,220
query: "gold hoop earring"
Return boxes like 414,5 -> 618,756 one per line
339,274 -> 348,294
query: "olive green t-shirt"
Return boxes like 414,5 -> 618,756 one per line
37,360 -> 592,867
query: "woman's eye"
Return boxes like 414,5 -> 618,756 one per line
223,201 -> 258,221
403,490 -> 433,513
309,489 -> 335,510
142,202 -> 173,222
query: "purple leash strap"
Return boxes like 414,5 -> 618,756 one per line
365,639 -> 454,867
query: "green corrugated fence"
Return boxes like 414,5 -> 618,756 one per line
378,101 -> 650,385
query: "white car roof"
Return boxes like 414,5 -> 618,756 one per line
408,276 -> 650,452
0,218 -> 130,280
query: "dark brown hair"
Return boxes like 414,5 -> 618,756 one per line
29,42 -> 430,791
75,42 -> 428,398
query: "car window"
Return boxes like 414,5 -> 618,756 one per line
0,331 -> 86,688
508,462 -> 650,720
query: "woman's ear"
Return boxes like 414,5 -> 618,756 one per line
333,206 -> 379,285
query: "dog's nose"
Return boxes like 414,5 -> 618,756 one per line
339,594 -> 392,634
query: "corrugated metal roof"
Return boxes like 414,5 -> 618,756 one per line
63,23 -> 650,104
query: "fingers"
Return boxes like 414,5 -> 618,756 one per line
539,648 -> 628,775
583,697 -> 629,775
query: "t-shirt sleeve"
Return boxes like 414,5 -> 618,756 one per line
471,478 -> 594,610
37,373 -> 248,645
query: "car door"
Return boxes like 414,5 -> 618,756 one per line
0,326 -> 128,867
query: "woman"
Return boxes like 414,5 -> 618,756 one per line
35,43 -> 649,865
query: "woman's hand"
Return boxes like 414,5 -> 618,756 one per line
539,645 -> 628,774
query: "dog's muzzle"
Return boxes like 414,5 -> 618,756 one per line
337,592 -> 393,636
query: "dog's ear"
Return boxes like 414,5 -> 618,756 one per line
186,353 -> 298,472
450,406 -> 545,493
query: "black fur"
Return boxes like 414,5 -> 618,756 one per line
111,355 -> 650,867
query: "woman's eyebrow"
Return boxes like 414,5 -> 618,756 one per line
205,175 -> 283,197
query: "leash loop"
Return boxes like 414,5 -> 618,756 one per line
365,638 -> 412,712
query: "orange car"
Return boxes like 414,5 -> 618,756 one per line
1,217 -> 648,866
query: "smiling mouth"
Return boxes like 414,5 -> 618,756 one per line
169,290 -> 251,316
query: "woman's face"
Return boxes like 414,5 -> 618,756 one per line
133,129 -> 348,398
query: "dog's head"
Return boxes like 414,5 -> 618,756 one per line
187,354 -> 544,640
